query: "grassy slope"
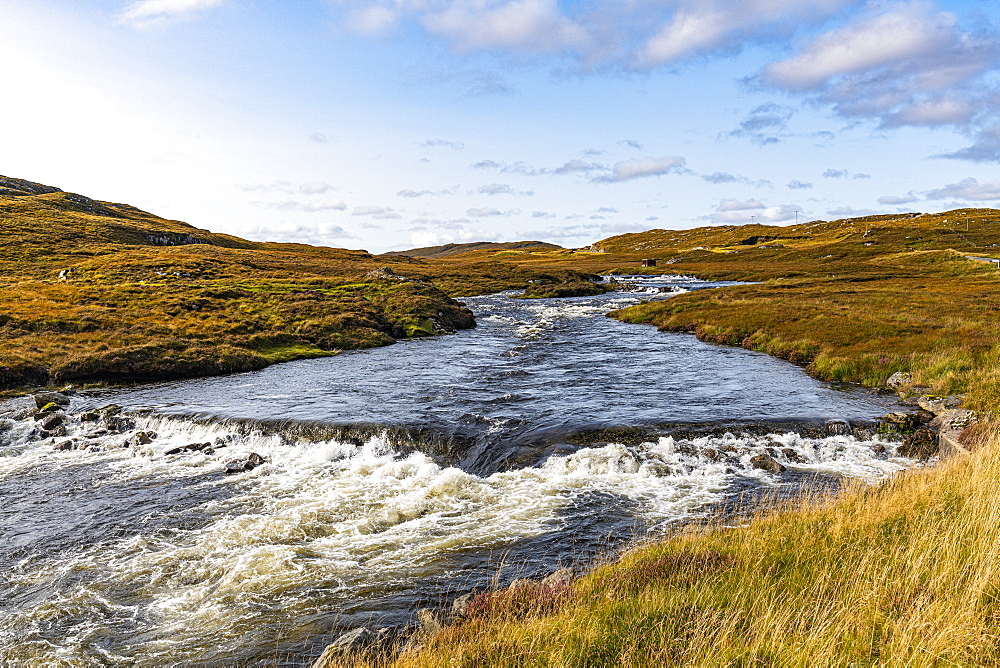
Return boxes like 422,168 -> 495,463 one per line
0,179 -> 601,390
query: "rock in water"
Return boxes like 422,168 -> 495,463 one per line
750,454 -> 786,473
33,392 -> 70,409
224,452 -> 266,474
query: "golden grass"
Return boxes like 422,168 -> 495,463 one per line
363,425 -> 1000,667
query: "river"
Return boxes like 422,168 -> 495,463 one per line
0,276 -> 908,666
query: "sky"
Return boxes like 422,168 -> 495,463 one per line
2,0 -> 1000,253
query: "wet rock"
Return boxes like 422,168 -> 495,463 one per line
854,428 -> 874,441
0,419 -> 14,432
750,454 -> 786,473
126,431 -> 156,448
897,429 -> 937,460
882,412 -> 919,431
702,448 -> 721,462
79,412 -> 100,422
38,413 -> 65,431
98,404 -> 123,419
165,442 -> 212,455
641,461 -> 673,476
885,372 -> 912,389
34,392 -> 70,409
871,443 -> 886,454
825,419 -> 852,436
54,440 -> 75,451
223,452 -> 266,474
106,416 -> 136,432
48,425 -> 67,438
781,447 -> 806,464
37,402 -> 63,413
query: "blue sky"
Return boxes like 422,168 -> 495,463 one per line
3,0 -> 1000,252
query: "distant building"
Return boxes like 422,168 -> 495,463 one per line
642,259 -> 657,267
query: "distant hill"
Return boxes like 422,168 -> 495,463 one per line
383,240 -> 562,258
590,210 -> 1000,259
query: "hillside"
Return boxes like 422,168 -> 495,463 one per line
382,240 -> 561,258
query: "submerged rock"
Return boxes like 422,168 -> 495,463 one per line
165,442 -> 212,455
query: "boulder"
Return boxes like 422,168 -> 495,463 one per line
34,392 -> 70,409
885,372 -> 912,389
79,412 -> 100,422
126,431 -> 156,448
39,413 -> 65,431
916,395 -> 963,415
928,409 -> 978,433
54,440 -> 75,451
750,454 -> 786,473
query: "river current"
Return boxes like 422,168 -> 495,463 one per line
0,276 -> 908,665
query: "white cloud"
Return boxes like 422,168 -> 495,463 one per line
422,0 -> 588,53
551,159 -> 606,175
466,207 -> 517,217
476,183 -> 515,195
409,227 -> 502,247
642,0 -> 850,67
760,3 -> 1000,135
709,199 -> 798,224
827,206 -> 876,217
352,205 -> 401,219
877,193 -> 919,205
924,177 -> 1000,201
422,138 -> 465,150
347,5 -> 399,36
118,0 -> 225,28
595,156 -> 686,182
787,180 -> 813,190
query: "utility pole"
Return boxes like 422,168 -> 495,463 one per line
794,210 -> 799,225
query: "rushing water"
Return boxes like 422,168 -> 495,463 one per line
0,276 -> 909,666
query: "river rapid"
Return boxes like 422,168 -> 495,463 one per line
0,276 -> 909,666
